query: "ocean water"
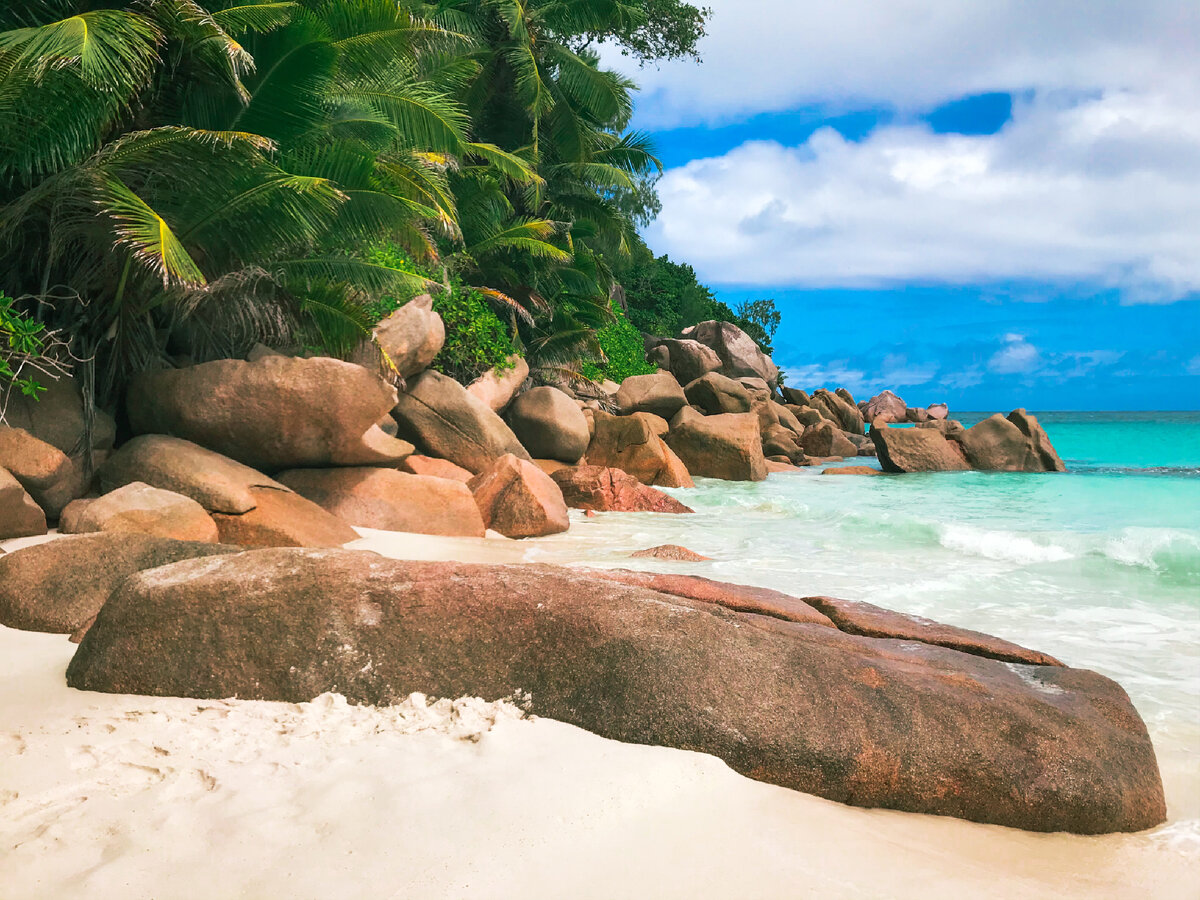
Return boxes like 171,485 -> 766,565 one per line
528,411 -> 1200,841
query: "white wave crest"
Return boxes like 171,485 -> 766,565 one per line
938,524 -> 1075,564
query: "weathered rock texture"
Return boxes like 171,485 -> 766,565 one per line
278,468 -> 485,537
0,533 -> 237,633
550,466 -> 693,514
684,372 -> 753,416
364,293 -> 444,379
679,321 -> 778,383
0,467 -> 46,539
646,339 -> 722,385
585,412 -> 694,488
466,355 -> 529,413
615,372 -> 687,419
468,454 -> 569,538
3,373 -> 116,457
67,549 -> 1166,834
60,482 -> 219,542
630,545 -> 711,561
210,487 -> 360,548
400,455 -> 474,483
666,408 -> 767,482
506,387 -> 590,464
99,435 -> 285,514
127,356 -> 413,471
864,390 -> 908,425
0,425 -> 86,518
392,370 -> 530,474
872,425 -> 971,473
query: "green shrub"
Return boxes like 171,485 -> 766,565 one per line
582,301 -> 655,383
1,292 -> 51,414
364,244 -> 517,384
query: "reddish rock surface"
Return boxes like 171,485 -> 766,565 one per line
801,596 -> 1063,666
127,356 -> 413,471
211,486 -> 360,548
0,533 -> 236,633
278,468 -> 485,537
822,466 -> 883,476
60,482 -> 219,542
665,408 -> 767,482
0,425 -> 86,518
614,372 -> 688,419
506,386 -> 590,463
0,466 -> 46,539
630,544 -> 711,561
871,425 -> 971,473
550,466 -> 693,514
400,454 -> 474,483
67,549 -> 1166,834
586,411 -> 694,488
469,454 -> 570,538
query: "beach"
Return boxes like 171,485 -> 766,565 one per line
3,413 -> 1198,898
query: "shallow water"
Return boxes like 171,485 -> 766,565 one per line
527,411 -> 1200,845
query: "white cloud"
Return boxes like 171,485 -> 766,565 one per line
988,335 -> 1040,374
1187,356 -> 1200,376
611,0 -> 1200,128
646,90 -> 1200,295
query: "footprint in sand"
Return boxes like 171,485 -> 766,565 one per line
0,732 -> 28,756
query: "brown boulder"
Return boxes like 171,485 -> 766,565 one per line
665,408 -> 768,482
762,424 -> 804,463
812,389 -> 865,434
0,533 -> 236,633
127,356 -> 413,471
772,402 -> 805,435
631,545 -> 711,561
465,354 -> 529,413
780,387 -> 811,407
800,421 -> 858,458
586,411 -> 694,488
614,372 -> 687,418
683,372 -> 753,415
60,482 -> 219,542
958,414 -> 1039,471
365,293 -> 445,379
400,454 -> 474,483
391,370 -> 530,474
649,338 -> 723,385
928,402 -> 950,420
211,487 -> 360,548
468,454 -> 569,538
99,435 -> 285,514
550,466 -> 693,514
864,390 -> 907,425
678,321 -> 778,383
0,467 -> 46,539
506,387 -> 590,463
2,373 -> 116,457
872,425 -> 971,473
1008,409 -> 1067,472
67,549 -> 1166,834
277,468 -> 485,537
835,387 -> 857,408
822,466 -> 883,476
0,425 -> 86,519
802,596 -> 1062,667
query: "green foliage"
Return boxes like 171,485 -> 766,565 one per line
731,298 -> 781,356
365,242 -> 516,384
582,300 -> 654,383
0,292 -> 49,401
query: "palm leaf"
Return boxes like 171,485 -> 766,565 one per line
99,176 -> 206,288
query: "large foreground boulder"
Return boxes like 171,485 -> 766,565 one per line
127,356 -> 413,471
506,387 -> 590,464
872,425 -> 971,473
614,372 -> 687,419
210,487 -> 360,548
800,421 -> 858,458
585,412 -> 693,488
468,454 -> 570,538
0,467 -> 46,539
67,549 -> 1166,834
0,425 -> 86,518
1008,409 -> 1066,471
0,533 -> 237,633
99,435 -> 285,514
277,468 -> 485,537
684,372 -> 753,416
679,321 -> 778,384
391,370 -> 530,474
955,410 -> 1067,473
550,466 -> 693,514
665,408 -> 768,482
2,373 -> 116,458
60,482 -> 219,542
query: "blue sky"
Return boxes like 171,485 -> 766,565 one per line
609,1 -> 1200,410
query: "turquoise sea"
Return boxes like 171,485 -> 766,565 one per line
531,411 -> 1200,840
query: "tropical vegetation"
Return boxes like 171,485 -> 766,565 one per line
0,0 -> 783,419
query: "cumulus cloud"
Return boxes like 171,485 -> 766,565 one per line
645,90 -> 1200,296
611,0 -> 1200,128
989,335 -> 1040,374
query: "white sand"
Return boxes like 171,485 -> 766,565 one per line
2,528 -> 1198,898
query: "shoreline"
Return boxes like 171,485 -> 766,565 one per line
3,521 -> 1198,899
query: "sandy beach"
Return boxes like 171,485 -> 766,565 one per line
3,526 -> 1197,900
